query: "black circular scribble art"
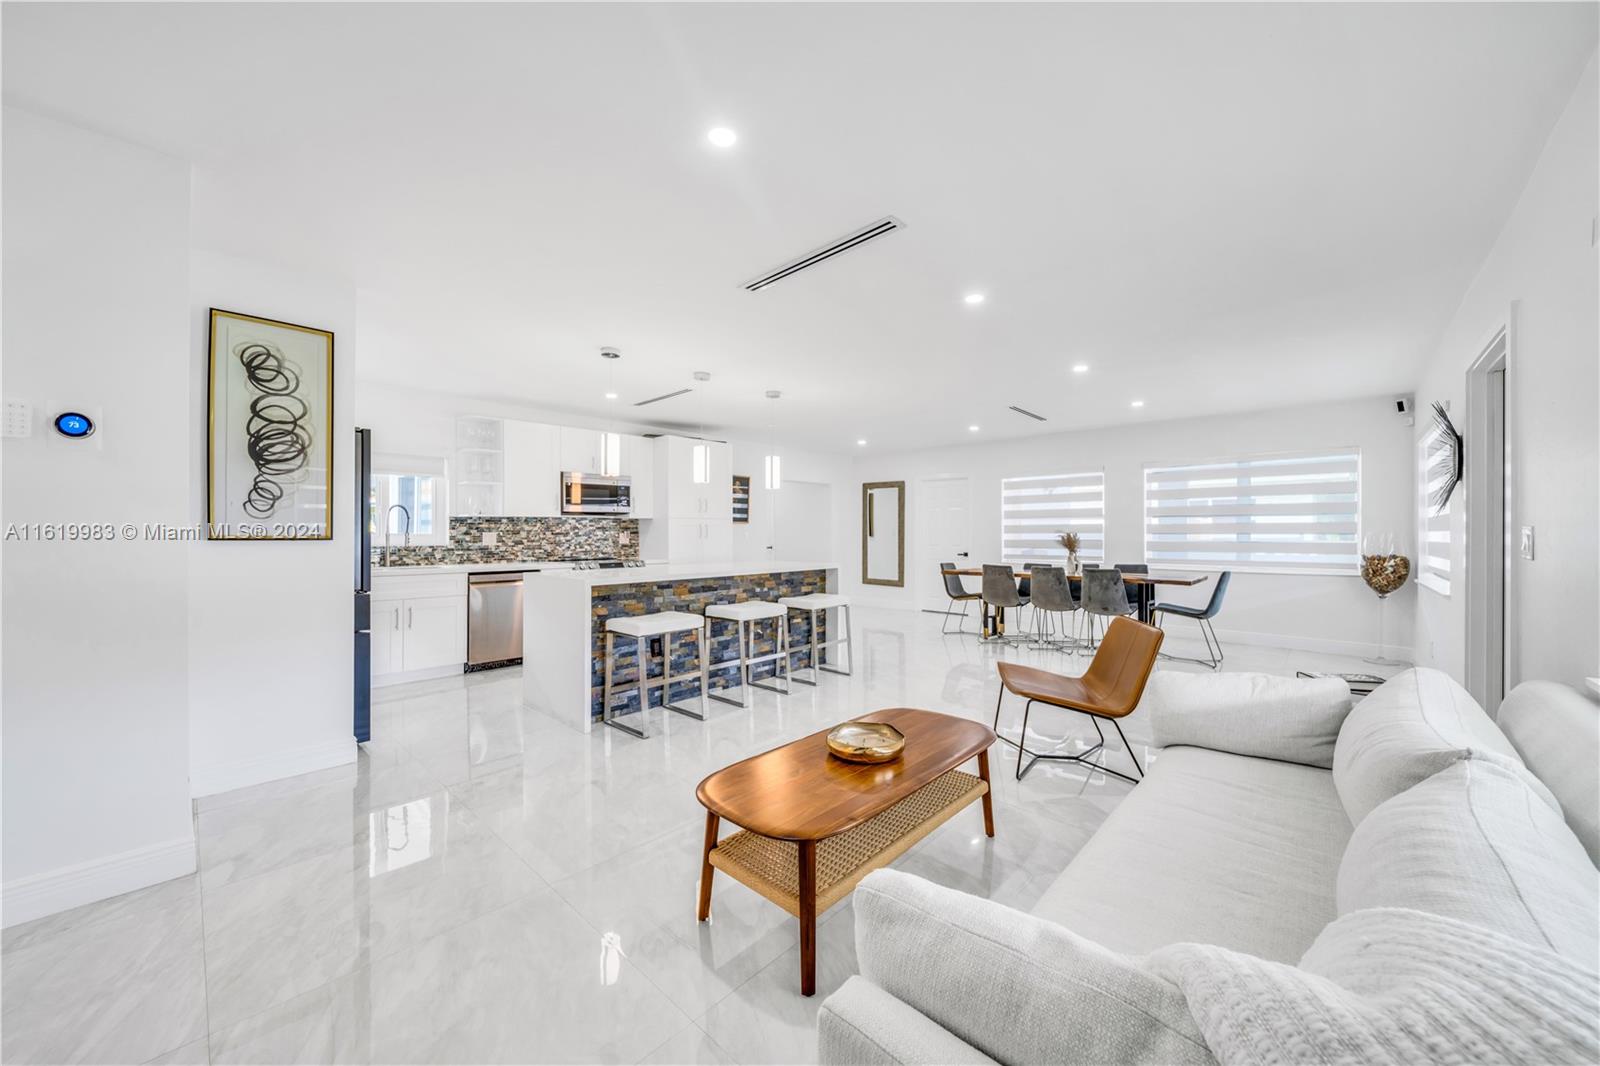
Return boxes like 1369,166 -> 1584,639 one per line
235,341 -> 312,519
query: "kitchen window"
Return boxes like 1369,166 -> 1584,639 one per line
1000,471 -> 1105,567
1143,450 -> 1360,575
371,455 -> 449,546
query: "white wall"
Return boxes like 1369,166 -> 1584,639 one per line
1,109 -> 197,923
847,395 -> 1417,658
1411,52 -> 1599,691
187,251 -> 358,795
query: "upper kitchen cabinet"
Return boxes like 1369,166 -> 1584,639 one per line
623,434 -> 654,519
559,427 -> 606,475
657,435 -> 732,519
503,419 -> 560,516
455,416 -> 505,517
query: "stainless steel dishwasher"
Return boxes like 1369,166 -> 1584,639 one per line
467,571 -> 525,666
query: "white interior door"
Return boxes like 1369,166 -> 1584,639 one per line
772,481 -> 831,561
917,476 -> 971,612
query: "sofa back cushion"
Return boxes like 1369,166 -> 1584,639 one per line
1145,672 -> 1353,768
1497,680 -> 1600,866
1337,759 -> 1599,967
1332,667 -> 1553,825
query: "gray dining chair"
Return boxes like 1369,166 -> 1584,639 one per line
1025,564 -> 1080,649
1152,571 -> 1232,668
981,564 -> 1029,645
1113,561 -> 1148,614
940,562 -> 982,635
1080,567 -> 1132,650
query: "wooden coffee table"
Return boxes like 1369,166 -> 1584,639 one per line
695,708 -> 997,995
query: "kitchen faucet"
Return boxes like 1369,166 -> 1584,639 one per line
384,504 -> 412,566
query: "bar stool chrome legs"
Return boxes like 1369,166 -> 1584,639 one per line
779,594 -> 854,685
704,601 -> 791,707
601,612 -> 709,738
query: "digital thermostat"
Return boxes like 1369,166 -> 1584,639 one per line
52,411 -> 95,439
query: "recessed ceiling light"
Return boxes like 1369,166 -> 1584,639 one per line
968,424 -> 981,432
963,293 -> 986,305
856,439 -> 867,446
1130,399 -> 1145,408
707,127 -> 738,148
1072,364 -> 1089,374
605,392 -> 618,400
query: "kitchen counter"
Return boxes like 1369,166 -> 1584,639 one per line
374,559 -> 658,576
522,560 -> 839,732
527,560 -> 835,588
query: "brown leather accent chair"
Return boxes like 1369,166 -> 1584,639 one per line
992,615 -> 1164,782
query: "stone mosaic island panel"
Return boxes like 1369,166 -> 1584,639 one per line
376,516 -> 640,566
590,570 -> 832,720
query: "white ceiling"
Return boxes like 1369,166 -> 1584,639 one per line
5,3 -> 1595,453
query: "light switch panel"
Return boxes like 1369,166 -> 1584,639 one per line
481,531 -> 498,547
4,400 -> 32,438
1519,525 -> 1535,561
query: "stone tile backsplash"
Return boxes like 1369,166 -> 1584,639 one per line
375,516 -> 640,566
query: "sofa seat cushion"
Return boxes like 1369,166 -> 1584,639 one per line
1031,746 -> 1349,963
1338,758 -> 1600,967
1332,667 -> 1556,826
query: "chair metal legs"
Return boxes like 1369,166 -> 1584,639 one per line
993,687 -> 1146,784
941,598 -> 976,635
1152,611 -> 1225,669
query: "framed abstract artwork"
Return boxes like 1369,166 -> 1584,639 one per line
207,308 -> 334,540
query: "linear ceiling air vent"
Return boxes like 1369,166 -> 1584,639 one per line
744,216 -> 905,292
633,388 -> 693,407
1009,405 -> 1047,422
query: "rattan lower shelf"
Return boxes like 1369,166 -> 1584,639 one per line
708,769 -> 988,917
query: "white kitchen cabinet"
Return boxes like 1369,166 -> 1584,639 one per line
559,427 -> 604,474
371,572 -> 467,686
648,435 -> 734,561
503,419 -> 560,516
402,596 -> 466,671
623,434 -> 654,518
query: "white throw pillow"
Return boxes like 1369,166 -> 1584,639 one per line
1149,907 -> 1600,1065
1145,672 -> 1352,768
1331,667 -> 1556,825
1497,680 -> 1600,866
1337,759 -> 1600,968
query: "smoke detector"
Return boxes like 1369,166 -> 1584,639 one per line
693,371 -> 711,382
765,390 -> 782,400
599,347 -> 620,360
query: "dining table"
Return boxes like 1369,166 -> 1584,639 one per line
941,566 -> 1210,637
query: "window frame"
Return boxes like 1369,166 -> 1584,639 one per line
999,469 -> 1106,569
371,454 -> 450,546
1416,426 -> 1452,596
1141,447 -> 1363,577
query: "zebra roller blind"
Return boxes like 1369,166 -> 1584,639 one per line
1143,451 -> 1360,574
1000,471 -> 1105,567
1417,428 -> 1452,593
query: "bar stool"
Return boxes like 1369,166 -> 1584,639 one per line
779,593 -> 854,684
704,600 -> 791,707
602,612 -> 708,739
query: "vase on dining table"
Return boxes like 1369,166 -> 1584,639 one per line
1067,551 -> 1080,576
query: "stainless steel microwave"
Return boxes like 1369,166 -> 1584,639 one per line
560,472 -> 632,515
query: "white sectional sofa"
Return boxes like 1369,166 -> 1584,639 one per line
818,669 -> 1600,1065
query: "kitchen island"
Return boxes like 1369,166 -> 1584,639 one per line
523,561 -> 839,732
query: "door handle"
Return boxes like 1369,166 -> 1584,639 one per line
407,607 -> 413,629
957,551 -> 969,558
394,607 -> 400,630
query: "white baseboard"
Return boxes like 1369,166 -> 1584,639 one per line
373,664 -> 462,688
2,835 -> 196,929
190,736 -> 357,799
1210,626 -> 1414,662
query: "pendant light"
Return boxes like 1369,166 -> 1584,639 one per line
763,390 -> 782,490
600,347 -> 622,477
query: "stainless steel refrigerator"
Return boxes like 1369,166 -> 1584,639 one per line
354,426 -> 372,743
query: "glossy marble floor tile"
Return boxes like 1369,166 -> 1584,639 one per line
1,605 -> 1391,1065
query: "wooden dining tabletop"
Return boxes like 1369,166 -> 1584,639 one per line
941,567 -> 1209,587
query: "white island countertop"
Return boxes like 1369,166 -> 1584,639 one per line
373,560 -> 585,576
527,560 -> 836,589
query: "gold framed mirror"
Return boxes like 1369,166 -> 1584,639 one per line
862,481 -> 905,587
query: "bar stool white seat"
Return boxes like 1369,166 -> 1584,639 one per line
704,600 -> 790,707
602,611 -> 707,738
779,593 -> 854,684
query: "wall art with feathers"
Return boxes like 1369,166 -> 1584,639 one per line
1427,401 -> 1463,513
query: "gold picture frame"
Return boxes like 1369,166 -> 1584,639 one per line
207,308 -> 335,540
